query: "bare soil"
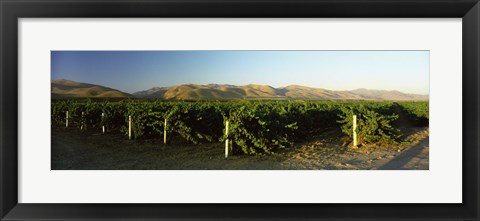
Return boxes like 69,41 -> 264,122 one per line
51,127 -> 429,170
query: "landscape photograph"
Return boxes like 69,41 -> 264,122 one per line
51,50 -> 429,170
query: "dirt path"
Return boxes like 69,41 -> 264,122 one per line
279,129 -> 429,170
52,127 -> 429,170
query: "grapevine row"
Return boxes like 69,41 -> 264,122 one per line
51,99 -> 429,155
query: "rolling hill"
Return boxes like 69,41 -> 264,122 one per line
51,79 -> 428,100
350,88 -> 428,101
51,79 -> 132,98
133,84 -> 429,101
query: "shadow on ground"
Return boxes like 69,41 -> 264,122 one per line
376,137 -> 429,170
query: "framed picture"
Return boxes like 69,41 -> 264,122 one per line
1,0 -> 478,220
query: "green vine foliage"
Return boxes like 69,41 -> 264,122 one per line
225,103 -> 298,155
337,105 -> 401,145
397,101 -> 429,126
51,99 -> 428,155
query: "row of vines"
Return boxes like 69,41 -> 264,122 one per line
52,100 -> 429,155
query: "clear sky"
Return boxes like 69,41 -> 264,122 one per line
51,51 -> 429,94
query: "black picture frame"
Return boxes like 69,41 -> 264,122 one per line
1,0 -> 479,220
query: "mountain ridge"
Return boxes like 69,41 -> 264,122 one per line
134,83 -> 428,101
52,79 -> 428,101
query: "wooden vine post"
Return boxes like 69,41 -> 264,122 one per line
101,113 -> 105,134
225,120 -> 229,158
352,114 -> 357,147
81,112 -> 84,130
128,115 -> 132,140
163,118 -> 167,145
65,111 -> 69,128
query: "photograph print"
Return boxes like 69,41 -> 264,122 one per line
51,50 -> 429,170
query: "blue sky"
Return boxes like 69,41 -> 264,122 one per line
51,51 -> 429,94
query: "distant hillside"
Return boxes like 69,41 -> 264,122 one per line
350,88 -> 428,101
134,84 -> 429,101
51,79 -> 132,98
52,79 -> 428,100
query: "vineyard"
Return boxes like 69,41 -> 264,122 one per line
51,99 -> 429,156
